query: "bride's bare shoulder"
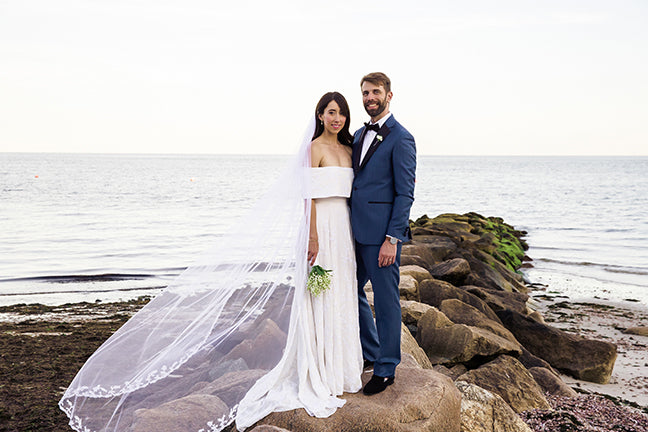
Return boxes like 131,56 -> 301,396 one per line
310,139 -> 325,167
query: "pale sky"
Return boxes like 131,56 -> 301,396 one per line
1,0 -> 646,155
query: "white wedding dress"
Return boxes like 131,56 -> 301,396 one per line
236,166 -> 363,430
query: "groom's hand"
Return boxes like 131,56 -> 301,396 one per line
378,239 -> 397,267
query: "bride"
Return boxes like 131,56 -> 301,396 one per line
59,92 -> 363,432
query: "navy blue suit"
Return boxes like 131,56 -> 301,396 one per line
350,114 -> 416,378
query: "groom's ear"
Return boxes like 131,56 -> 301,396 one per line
386,91 -> 393,103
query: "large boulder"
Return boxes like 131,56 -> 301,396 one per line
400,265 -> 432,283
401,242 -> 449,270
497,309 -> 617,384
457,355 -> 550,413
455,381 -> 533,432
463,286 -> 529,315
419,279 -> 501,323
399,275 -> 419,300
439,299 -> 519,345
460,253 -> 525,293
401,323 -> 433,369
406,235 -> 458,263
416,308 -> 522,366
193,369 -> 267,406
132,394 -> 229,432
527,367 -> 578,397
429,258 -> 471,286
401,300 -> 433,327
400,254 -> 431,269
517,348 -> 555,371
223,319 -> 287,370
258,364 -> 461,432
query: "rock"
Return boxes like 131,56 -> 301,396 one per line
460,253 -> 526,293
400,265 -> 432,283
399,275 -> 419,300
455,381 -> 533,432
470,232 -> 498,255
416,308 -> 522,366
433,364 -> 467,380
457,355 -> 550,413
623,326 -> 648,336
429,258 -> 471,286
407,235 -> 458,265
518,348 -> 555,371
527,310 -> 545,323
258,364 -> 461,432
193,369 -> 267,406
463,286 -> 529,315
208,358 -> 249,381
251,426 -> 293,432
400,254 -> 430,270
402,243 -> 450,269
497,309 -> 617,384
401,300 -> 432,326
419,279 -> 501,323
132,394 -> 229,432
439,299 -> 519,345
223,319 -> 286,370
401,323 -> 433,369
528,367 -> 578,397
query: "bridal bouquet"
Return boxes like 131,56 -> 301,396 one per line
307,265 -> 332,297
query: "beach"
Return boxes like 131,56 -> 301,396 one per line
2,290 -> 647,431
531,291 -> 648,407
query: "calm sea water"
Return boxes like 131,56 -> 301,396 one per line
1,153 -> 647,306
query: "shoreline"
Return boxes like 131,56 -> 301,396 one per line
527,286 -> 648,408
1,291 -> 647,431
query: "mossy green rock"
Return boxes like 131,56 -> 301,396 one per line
411,213 -> 528,272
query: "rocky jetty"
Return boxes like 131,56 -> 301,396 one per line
249,212 -> 619,431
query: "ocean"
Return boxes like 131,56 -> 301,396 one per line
1,153 -> 647,307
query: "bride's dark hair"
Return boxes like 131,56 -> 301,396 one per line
312,92 -> 354,147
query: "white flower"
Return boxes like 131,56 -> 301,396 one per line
307,265 -> 332,296
376,135 -> 383,142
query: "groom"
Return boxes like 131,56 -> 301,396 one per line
351,72 -> 417,395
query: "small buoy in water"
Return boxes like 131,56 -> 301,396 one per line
35,175 -> 39,178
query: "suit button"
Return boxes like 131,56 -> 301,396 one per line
353,187 -> 358,190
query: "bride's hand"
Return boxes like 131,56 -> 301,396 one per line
308,239 -> 318,265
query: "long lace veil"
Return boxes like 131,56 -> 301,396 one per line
59,118 -> 315,432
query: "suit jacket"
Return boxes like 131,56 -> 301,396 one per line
350,115 -> 416,245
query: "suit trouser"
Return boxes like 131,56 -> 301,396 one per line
355,241 -> 402,378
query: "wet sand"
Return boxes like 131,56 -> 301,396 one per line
530,288 -> 648,408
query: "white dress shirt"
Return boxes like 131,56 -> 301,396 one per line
360,112 -> 392,164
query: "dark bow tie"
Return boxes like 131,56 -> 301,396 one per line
364,122 -> 380,132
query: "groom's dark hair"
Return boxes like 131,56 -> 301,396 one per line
361,72 -> 391,93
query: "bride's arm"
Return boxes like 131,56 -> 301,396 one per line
308,203 -> 318,265
307,142 -> 324,265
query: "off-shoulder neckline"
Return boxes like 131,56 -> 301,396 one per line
311,166 -> 353,170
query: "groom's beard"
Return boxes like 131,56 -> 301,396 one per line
364,96 -> 388,118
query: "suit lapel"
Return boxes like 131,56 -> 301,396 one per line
353,127 -> 368,172
359,123 -> 392,170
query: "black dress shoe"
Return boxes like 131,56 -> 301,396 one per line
363,360 -> 374,370
362,374 -> 394,395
